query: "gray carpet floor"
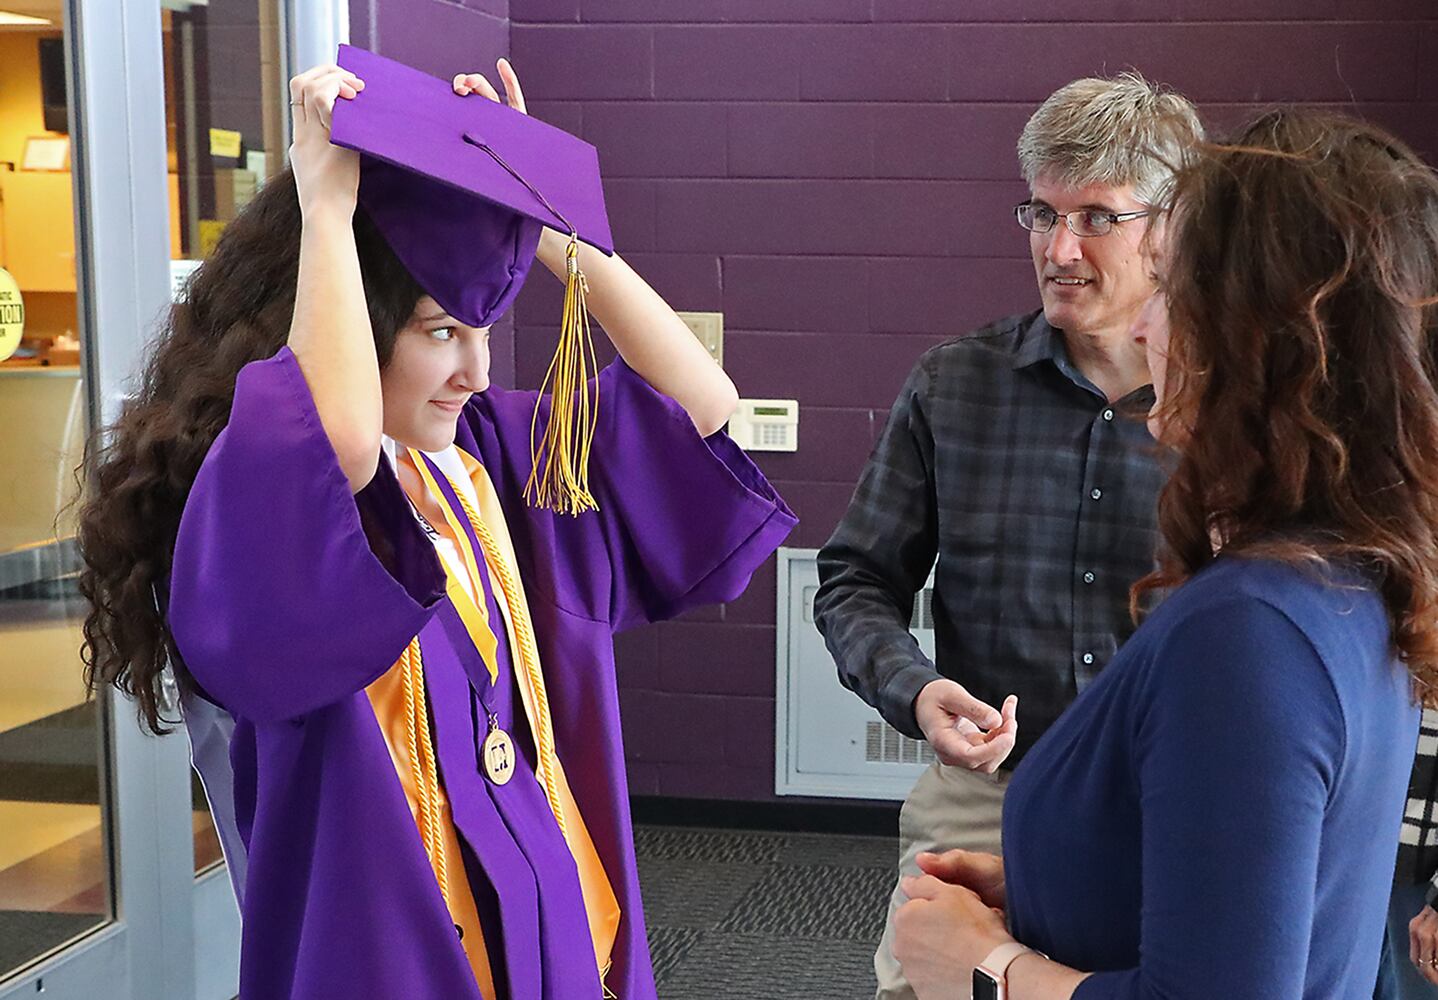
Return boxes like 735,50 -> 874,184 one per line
4,820 -> 896,998
634,824 -> 896,1000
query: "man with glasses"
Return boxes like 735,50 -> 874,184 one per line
813,74 -> 1203,1000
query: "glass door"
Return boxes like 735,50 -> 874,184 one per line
0,0 -> 223,996
0,0 -> 110,983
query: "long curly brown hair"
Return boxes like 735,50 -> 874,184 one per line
1133,109 -> 1438,704
78,168 -> 425,733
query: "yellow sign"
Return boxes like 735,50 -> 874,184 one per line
209,128 -> 242,158
198,219 -> 228,257
0,268 -> 23,362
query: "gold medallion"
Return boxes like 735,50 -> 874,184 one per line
482,726 -> 516,785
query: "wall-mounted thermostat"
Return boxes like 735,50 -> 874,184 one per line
676,311 -> 724,366
728,398 -> 798,452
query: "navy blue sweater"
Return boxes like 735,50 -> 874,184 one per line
1003,558 -> 1418,999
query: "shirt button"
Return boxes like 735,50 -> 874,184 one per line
1082,652 -> 1095,666
1102,408 -> 1115,422
1090,488 -> 1103,501
1082,571 -> 1096,584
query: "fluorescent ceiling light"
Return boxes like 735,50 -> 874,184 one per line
0,10 -> 51,25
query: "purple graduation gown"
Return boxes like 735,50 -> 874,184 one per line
166,346 -> 796,999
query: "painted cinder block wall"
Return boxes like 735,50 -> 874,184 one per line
350,0 -> 1438,804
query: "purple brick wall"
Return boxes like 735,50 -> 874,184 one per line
355,0 -> 1438,804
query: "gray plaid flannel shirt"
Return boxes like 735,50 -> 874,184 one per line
815,311 -> 1166,768
1399,708 -> 1438,902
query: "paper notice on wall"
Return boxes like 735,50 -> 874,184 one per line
246,150 -> 268,188
170,259 -> 202,304
209,128 -> 242,159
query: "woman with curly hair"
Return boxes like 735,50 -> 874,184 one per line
891,109 -> 1437,999
76,53 -> 793,1000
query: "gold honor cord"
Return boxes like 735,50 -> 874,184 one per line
400,638 -> 451,909
524,234 -> 600,516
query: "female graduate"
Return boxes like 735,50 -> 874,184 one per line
77,53 -> 794,1000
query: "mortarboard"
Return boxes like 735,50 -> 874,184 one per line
330,44 -> 612,515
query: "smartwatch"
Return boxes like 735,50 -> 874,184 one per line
972,942 -> 1034,1000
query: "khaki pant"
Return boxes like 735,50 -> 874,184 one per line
874,762 -> 1011,1000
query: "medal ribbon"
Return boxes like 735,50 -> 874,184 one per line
406,448 -> 567,838
402,449 -> 500,685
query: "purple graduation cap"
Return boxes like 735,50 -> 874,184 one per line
331,44 -> 612,327
330,44 -> 614,514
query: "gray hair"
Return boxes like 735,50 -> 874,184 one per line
1017,72 -> 1205,206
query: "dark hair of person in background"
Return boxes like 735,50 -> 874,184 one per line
1134,108 -> 1438,704
76,169 -> 426,734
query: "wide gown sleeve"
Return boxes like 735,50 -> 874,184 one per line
588,360 -> 796,632
1073,598 -> 1346,1000
168,346 -> 446,723
485,359 -> 796,633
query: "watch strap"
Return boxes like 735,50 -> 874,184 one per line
977,941 -> 1034,984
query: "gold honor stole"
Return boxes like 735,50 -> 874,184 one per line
366,446 -> 621,996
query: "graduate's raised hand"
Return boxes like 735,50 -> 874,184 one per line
288,64 -> 364,219
915,680 -> 1017,773
453,59 -> 528,116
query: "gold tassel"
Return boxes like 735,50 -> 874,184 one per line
525,234 -> 600,515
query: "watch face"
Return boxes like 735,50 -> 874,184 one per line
972,969 -> 1001,1000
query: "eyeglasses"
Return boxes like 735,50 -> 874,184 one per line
1015,203 -> 1151,238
